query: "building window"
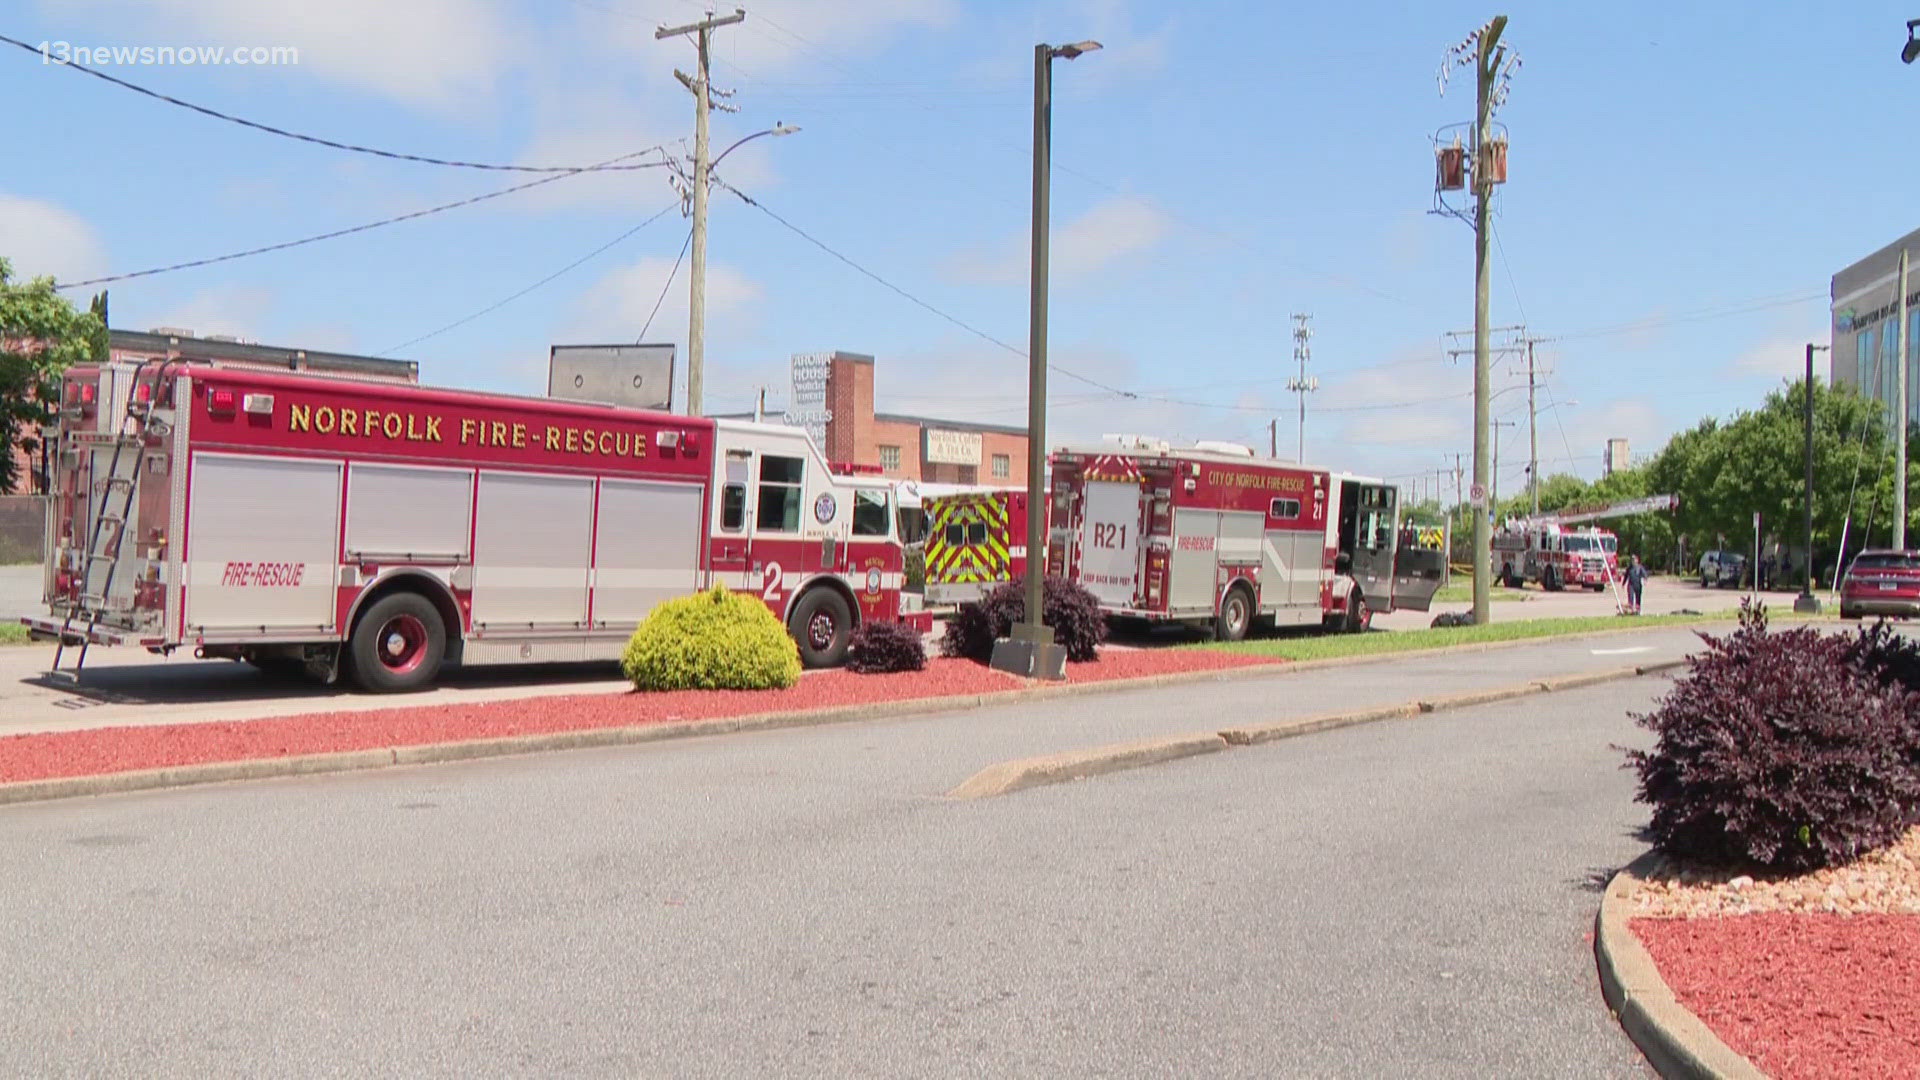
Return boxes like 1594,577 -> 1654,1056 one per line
991,453 -> 1011,479
757,454 -> 804,532
878,445 -> 901,472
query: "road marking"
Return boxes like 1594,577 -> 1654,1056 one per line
1590,646 -> 1653,655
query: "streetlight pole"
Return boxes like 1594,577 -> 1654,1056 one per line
990,38 -> 1100,682
1797,343 -> 1830,613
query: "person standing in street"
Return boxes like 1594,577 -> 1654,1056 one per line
1624,554 -> 1648,613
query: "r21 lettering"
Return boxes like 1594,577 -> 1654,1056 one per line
1091,523 -> 1129,549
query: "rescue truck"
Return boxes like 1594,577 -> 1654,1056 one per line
28,359 -> 924,692
919,487 -> 1030,605
1491,521 -> 1617,591
1490,494 -> 1678,592
1044,437 -> 1442,639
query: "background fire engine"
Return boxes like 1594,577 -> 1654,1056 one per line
30,360 -> 922,692
1491,495 -> 1678,592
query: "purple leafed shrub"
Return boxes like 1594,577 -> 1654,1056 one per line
1626,602 -> 1920,872
940,576 -> 1108,663
845,620 -> 927,674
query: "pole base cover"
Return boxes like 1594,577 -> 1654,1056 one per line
1792,592 -> 1822,614
989,633 -> 1067,681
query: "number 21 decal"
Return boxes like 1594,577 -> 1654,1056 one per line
1092,523 -> 1128,549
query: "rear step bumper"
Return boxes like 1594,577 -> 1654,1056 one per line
20,615 -> 158,647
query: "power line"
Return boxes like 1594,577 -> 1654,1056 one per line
714,179 -> 1138,399
640,227 -> 695,343
381,201 -> 680,357
53,150 -> 663,290
1551,289 -> 1828,343
0,32 -> 667,174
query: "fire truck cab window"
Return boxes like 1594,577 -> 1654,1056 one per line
721,450 -> 750,531
757,455 -> 804,533
853,489 -> 891,537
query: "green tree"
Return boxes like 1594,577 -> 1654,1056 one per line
0,259 -> 104,493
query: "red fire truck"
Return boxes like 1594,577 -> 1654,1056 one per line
1043,438 -> 1442,639
1491,522 -> 1617,591
28,360 -> 923,691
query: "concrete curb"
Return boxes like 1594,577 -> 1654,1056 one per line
1594,851 -> 1767,1079
946,734 -> 1229,800
0,626 -> 1703,809
949,657 -> 1689,800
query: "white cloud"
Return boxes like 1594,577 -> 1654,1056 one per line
46,0 -> 515,108
562,255 -> 759,347
1729,329 -> 1828,379
146,283 -> 277,339
946,195 -> 1168,285
0,193 -> 107,284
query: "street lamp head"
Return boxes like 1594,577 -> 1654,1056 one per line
771,123 -> 800,136
1051,40 -> 1103,59
1904,20 -> 1920,63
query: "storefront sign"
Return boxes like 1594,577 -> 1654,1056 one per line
784,352 -> 834,449
925,428 -> 982,466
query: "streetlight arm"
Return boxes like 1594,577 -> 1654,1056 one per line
711,124 -> 800,171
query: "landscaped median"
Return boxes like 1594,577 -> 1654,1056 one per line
0,651 -> 1280,801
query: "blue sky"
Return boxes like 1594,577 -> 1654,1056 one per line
0,0 -> 1908,496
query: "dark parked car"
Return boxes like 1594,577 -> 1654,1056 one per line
1697,550 -> 1745,588
1839,549 -> 1920,620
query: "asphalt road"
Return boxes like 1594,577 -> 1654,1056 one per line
0,656 -> 1666,1077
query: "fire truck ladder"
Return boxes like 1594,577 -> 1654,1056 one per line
49,359 -> 176,683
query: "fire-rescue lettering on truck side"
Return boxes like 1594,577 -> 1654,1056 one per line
30,360 -> 927,692
1043,438 -> 1443,640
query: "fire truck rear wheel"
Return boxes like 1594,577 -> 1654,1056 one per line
1214,585 -> 1253,642
790,588 -> 853,669
1542,566 -> 1561,591
348,591 -> 446,693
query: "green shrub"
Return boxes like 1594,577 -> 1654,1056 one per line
904,547 -> 926,592
621,584 -> 801,691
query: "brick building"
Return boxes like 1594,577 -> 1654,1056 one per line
732,351 -> 1030,485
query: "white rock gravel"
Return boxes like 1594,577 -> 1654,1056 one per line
1630,826 -> 1920,918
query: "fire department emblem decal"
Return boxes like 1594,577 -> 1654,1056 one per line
814,493 -> 836,523
865,568 -> 882,594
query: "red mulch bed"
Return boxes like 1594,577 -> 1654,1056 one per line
1063,648 -> 1276,683
1632,914 -> 1920,1079
0,650 -> 1283,785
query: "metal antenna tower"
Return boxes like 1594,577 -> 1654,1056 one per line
1286,313 -> 1318,461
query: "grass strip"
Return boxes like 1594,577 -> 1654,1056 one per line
1196,608 -> 1808,662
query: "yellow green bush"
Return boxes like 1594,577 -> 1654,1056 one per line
621,584 -> 801,691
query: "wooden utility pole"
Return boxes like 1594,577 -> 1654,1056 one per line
1898,248 -> 1910,549
657,8 -> 746,418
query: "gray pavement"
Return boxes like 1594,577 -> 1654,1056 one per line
0,646 -> 1678,1077
0,620 -> 1716,740
1372,573 -> 1791,630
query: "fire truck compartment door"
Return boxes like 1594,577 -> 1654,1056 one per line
471,472 -> 593,629
1391,545 -> 1446,612
1080,480 -> 1143,607
592,478 -> 703,627
185,453 -> 341,633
